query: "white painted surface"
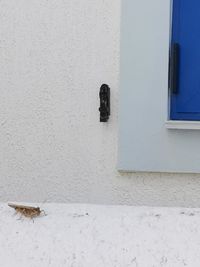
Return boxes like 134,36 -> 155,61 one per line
166,120 -> 200,130
119,0 -> 200,173
1,203 -> 200,267
1,0 -> 200,206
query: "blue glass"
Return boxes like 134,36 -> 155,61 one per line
171,0 -> 200,120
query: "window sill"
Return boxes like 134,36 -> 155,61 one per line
166,120 -> 200,130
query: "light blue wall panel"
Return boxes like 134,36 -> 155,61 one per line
119,0 -> 200,173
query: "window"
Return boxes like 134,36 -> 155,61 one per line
119,0 -> 200,173
170,0 -> 200,121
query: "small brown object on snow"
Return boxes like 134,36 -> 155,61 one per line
8,203 -> 45,219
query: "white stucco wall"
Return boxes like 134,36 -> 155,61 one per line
1,0 -> 200,206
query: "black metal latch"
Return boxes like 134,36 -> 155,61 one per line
99,84 -> 110,122
169,43 -> 179,94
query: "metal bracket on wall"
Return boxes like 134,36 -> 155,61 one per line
99,84 -> 110,122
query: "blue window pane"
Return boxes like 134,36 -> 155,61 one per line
170,0 -> 200,120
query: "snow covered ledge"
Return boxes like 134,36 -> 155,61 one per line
1,203 -> 200,266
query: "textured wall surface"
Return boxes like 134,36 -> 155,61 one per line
1,0 -> 200,206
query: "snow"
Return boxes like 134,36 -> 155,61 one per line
0,203 -> 200,266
